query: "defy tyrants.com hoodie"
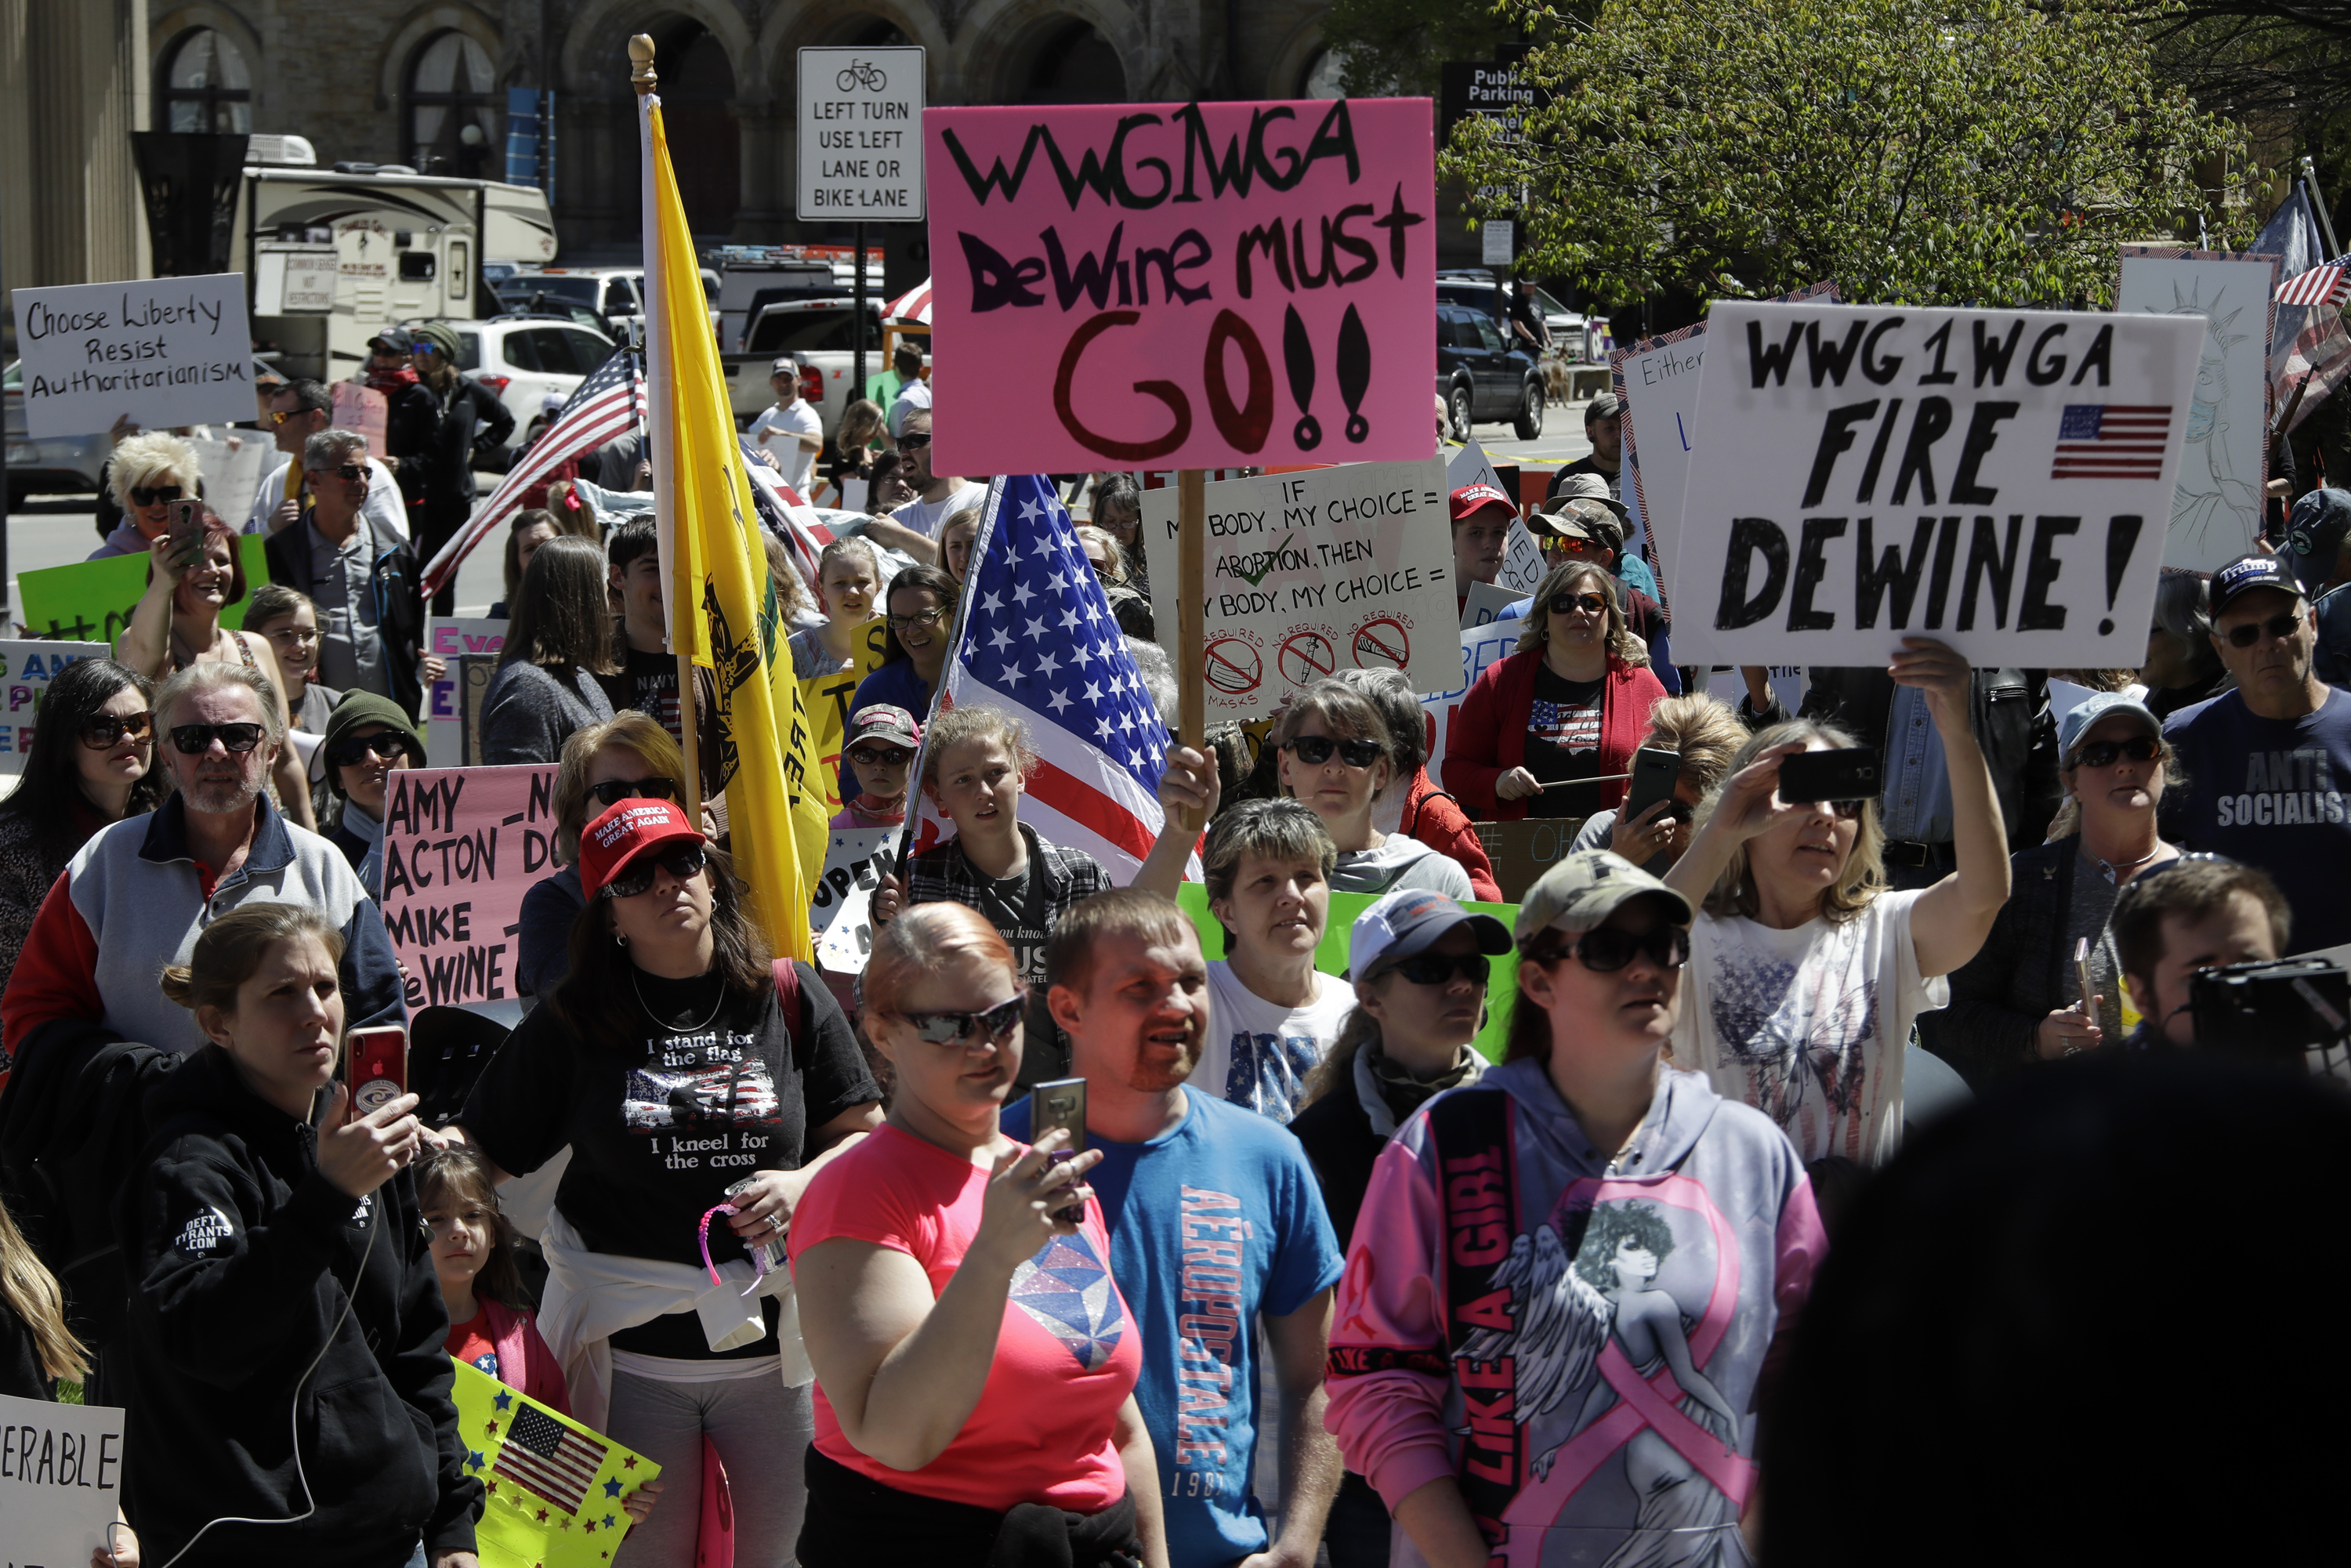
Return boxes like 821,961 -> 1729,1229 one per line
1324,1059 -> 1823,1568
114,1045 -> 478,1566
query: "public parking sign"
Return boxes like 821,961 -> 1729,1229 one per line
796,47 -> 926,223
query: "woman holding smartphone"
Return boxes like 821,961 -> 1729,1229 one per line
1662,638 -> 2009,1168
790,901 -> 1166,1568
454,798 -> 881,1568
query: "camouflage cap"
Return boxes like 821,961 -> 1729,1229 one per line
1513,849 -> 1694,945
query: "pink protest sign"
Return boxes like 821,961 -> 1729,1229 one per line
380,763 -> 558,1009
331,382 -> 389,458
924,99 -> 1437,475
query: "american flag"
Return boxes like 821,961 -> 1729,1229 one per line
420,347 -> 647,596
2277,261 -> 2351,310
907,474 -> 1168,875
2051,404 -> 2172,481
491,1402 -> 610,1516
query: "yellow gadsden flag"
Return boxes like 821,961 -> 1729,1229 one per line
639,86 -> 828,958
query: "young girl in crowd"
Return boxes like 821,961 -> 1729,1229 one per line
419,1145 -> 568,1410
938,507 -> 982,585
1324,852 -> 1822,1568
490,508 -> 564,619
1275,679 -> 1475,899
1663,638 -> 2008,1167
790,903 -> 1165,1568
831,705 -> 920,829
245,584 -> 341,736
789,538 -> 887,683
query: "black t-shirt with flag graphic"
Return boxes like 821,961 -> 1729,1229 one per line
1521,665 -> 1605,819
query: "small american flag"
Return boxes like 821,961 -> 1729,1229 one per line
908,474 -> 1168,875
421,346 -> 647,595
2277,261 -> 2351,310
2052,404 -> 2172,481
491,1402 -> 610,1516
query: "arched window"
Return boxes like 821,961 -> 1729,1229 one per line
1302,49 -> 1346,100
1019,22 -> 1125,105
406,31 -> 498,177
159,28 -> 252,133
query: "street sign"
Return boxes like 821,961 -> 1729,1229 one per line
796,47 -> 926,223
1482,219 -> 1515,266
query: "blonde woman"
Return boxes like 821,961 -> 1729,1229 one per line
1568,693 -> 1754,872
92,431 -> 201,561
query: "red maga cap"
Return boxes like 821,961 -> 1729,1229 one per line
1449,483 -> 1515,523
578,797 -> 704,898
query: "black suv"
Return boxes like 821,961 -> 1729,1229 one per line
1436,301 -> 1545,441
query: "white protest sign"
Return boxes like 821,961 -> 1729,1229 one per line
1446,436 -> 1546,595
1143,458 -> 1454,719
425,617 -> 506,767
380,764 -> 560,1009
2114,248 -> 2279,573
1679,299 -> 2197,668
0,641 -> 110,774
186,433 -> 273,534
1428,617 -> 1524,793
11,273 -> 255,437
817,883 -> 875,973
1460,579 -> 1523,628
0,1391 -> 126,1563
809,824 -> 900,935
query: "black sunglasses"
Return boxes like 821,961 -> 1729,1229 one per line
327,730 -> 415,767
897,431 -> 933,450
1549,591 -> 1610,617
897,993 -> 1027,1045
1544,925 -> 1692,972
589,775 -> 680,809
846,746 -> 912,768
129,484 -> 184,508
600,842 -> 708,900
79,712 -> 152,750
1284,735 -> 1385,769
168,722 -> 266,755
324,463 -> 367,483
2223,611 -> 2302,649
1382,952 -> 1491,987
2072,735 -> 2162,770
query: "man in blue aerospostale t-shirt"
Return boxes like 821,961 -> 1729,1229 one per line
1001,889 -> 1344,1568
2161,553 -> 2351,953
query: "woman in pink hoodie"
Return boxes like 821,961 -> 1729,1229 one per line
1323,850 -> 1824,1568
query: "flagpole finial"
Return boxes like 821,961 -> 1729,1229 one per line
629,34 -> 657,96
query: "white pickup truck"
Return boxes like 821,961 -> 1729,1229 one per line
723,298 -> 888,441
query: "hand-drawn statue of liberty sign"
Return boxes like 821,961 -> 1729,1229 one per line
2116,248 -> 2281,575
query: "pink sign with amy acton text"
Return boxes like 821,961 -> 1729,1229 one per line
924,99 -> 1438,475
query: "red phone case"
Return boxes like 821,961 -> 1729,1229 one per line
346,1027 -> 408,1121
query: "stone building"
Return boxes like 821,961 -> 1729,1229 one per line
147,0 -> 1344,266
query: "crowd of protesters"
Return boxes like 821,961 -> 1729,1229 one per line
4,341 -> 2351,1568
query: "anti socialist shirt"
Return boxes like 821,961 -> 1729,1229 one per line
1002,1088 -> 1344,1566
2161,686 -> 2351,952
462,964 -> 876,1358
1522,666 -> 1605,819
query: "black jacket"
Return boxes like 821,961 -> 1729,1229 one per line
263,512 -> 427,718
1919,834 -> 2081,1090
1744,664 -> 2062,850
388,374 -> 513,523
113,1046 -> 477,1566
1288,1087 -> 1387,1252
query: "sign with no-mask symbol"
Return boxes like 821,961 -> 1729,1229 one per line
1680,299 -> 2199,668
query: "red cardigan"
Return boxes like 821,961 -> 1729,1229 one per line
1441,648 -> 1668,821
480,1298 -> 571,1416
1398,768 -> 1503,903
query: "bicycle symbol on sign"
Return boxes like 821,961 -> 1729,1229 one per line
837,60 -> 888,92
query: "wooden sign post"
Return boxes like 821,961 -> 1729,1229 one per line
1176,468 -> 1206,831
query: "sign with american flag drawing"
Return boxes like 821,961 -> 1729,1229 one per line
1676,299 -> 2201,669
451,1359 -> 662,1567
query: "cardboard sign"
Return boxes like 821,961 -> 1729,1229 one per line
17,535 -> 270,644
379,764 -> 559,1009
451,1359 -> 660,1568
1427,617 -> 1523,794
185,431 -> 274,533
331,381 -> 390,458
799,620 -> 891,814
0,1391 -> 125,1565
0,641 -> 112,773
816,882 -> 877,974
1143,458 -> 1453,717
2114,248 -> 2280,573
1617,281 -> 1837,661
11,273 -> 255,437
1679,299 -> 2197,668
425,617 -> 507,768
924,99 -> 1437,473
810,824 -> 900,936
1472,817 -> 1591,904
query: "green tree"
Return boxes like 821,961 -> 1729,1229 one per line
1444,0 -> 2249,310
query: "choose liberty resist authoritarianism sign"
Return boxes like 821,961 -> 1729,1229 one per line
10,273 -> 255,437
1679,300 -> 2199,668
924,98 -> 1437,474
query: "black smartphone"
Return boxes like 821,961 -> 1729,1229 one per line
1777,747 -> 1881,805
1622,747 -> 1682,827
1027,1077 -> 1088,1226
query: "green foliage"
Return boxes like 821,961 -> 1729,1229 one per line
1320,0 -> 1509,97
1444,0 -> 2250,311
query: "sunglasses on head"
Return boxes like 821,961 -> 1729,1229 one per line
1549,591 -> 1610,617
588,775 -> 679,809
847,745 -> 912,768
897,431 -> 933,449
326,730 -> 415,768
1283,735 -> 1385,769
129,484 -> 184,508
897,993 -> 1026,1045
600,842 -> 708,900
168,722 -> 266,755
79,712 -> 152,750
1381,951 -> 1491,987
2072,734 -> 2162,770
1540,924 -> 1692,972
2223,610 -> 2302,648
